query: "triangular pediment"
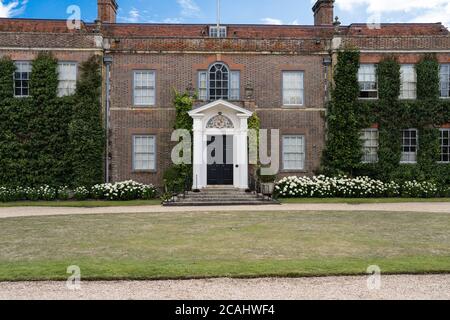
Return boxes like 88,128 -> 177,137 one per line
188,100 -> 253,117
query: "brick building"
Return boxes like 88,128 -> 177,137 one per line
0,0 -> 449,189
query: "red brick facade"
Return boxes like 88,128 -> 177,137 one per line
0,0 -> 449,187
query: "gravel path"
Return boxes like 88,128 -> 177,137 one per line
0,202 -> 450,219
1,275 -> 449,300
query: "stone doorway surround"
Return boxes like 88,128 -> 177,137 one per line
188,100 -> 253,190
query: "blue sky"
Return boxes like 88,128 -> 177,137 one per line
1,0 -> 449,27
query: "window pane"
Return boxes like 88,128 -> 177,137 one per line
14,62 -> 31,97
361,129 -> 379,163
400,65 -> 417,100
57,62 -> 77,97
401,129 -> 418,163
283,136 -> 305,170
440,129 -> 450,163
440,64 -> 450,98
134,71 -> 155,106
209,63 -> 229,100
358,64 -> 378,99
133,136 -> 156,170
283,72 -> 304,106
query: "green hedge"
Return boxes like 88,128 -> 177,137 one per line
0,53 -> 104,187
322,50 -> 450,185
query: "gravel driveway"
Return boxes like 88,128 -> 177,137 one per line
1,275 -> 449,300
1,202 -> 450,219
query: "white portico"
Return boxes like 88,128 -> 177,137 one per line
188,100 -> 253,190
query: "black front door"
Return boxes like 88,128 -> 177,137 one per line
207,135 -> 234,185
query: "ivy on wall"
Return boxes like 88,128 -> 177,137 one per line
323,49 -> 450,187
163,91 -> 195,192
69,55 -> 105,187
0,53 -> 104,187
321,49 -> 362,176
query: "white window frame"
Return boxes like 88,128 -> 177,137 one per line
132,135 -> 156,171
57,62 -> 77,97
14,61 -> 32,98
399,64 -> 417,100
282,135 -> 306,170
133,70 -> 156,106
361,129 -> 379,164
198,63 -> 240,101
400,129 -> 419,164
358,64 -> 378,99
439,128 -> 450,163
282,71 -> 304,107
209,26 -> 227,38
440,64 -> 450,99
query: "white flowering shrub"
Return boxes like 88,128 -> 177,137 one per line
90,181 -> 158,201
0,181 -> 159,202
275,175 -> 441,198
401,181 -> 438,198
57,186 -> 70,200
74,186 -> 90,201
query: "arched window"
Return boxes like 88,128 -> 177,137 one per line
198,63 -> 240,101
209,63 -> 229,100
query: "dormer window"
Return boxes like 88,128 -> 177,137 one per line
209,26 -> 227,38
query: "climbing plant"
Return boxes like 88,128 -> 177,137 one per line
163,90 -> 195,192
321,49 -> 362,176
68,55 -> 105,187
322,49 -> 450,189
0,53 -> 104,187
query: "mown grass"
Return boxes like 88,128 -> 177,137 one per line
0,199 -> 162,208
0,210 -> 449,281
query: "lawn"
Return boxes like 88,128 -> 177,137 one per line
278,198 -> 450,204
0,199 -> 162,208
0,210 -> 449,281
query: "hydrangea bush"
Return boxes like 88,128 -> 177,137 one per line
91,181 -> 158,201
275,176 -> 446,198
0,181 -> 158,202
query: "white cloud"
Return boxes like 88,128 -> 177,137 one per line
335,0 -> 450,27
177,0 -> 200,17
119,7 -> 143,23
261,18 -> 302,25
261,17 -> 283,25
0,0 -> 27,18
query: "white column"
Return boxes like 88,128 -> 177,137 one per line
192,114 -> 205,189
236,114 -> 250,189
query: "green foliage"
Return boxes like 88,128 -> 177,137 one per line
0,54 -> 103,187
163,91 -> 195,192
416,54 -> 440,100
322,49 -> 362,176
0,57 -> 15,100
377,56 -> 400,100
68,55 -> 105,187
323,50 -> 450,187
173,91 -> 195,131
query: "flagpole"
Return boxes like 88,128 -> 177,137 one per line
217,0 -> 220,38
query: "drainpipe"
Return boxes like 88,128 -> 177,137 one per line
104,56 -> 113,183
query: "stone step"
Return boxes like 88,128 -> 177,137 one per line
183,194 -> 259,199
164,200 -> 278,207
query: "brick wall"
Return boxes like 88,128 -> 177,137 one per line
108,52 -> 327,185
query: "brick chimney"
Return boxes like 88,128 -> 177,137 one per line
98,0 -> 118,24
312,0 -> 335,26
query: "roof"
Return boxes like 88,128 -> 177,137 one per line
0,18 -> 448,38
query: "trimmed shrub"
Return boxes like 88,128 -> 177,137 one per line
275,176 -> 442,198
